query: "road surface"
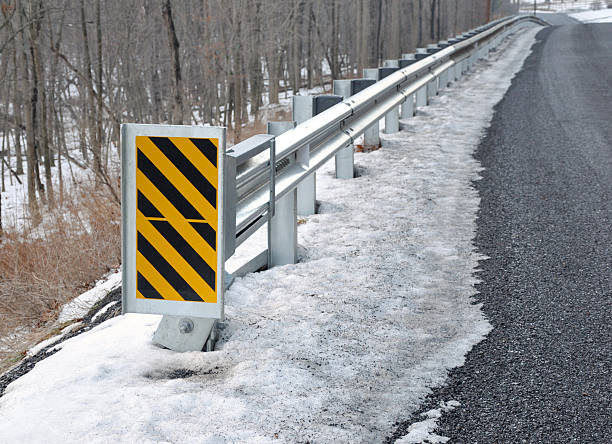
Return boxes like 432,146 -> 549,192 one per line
390,22 -> 612,443
535,12 -> 580,25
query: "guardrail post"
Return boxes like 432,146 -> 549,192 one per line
416,84 -> 428,108
427,77 -> 437,101
292,96 -> 317,215
292,95 -> 342,214
333,78 -> 373,178
437,41 -> 451,89
400,54 -> 416,119
363,68 -> 382,149
426,44 -> 440,98
414,48 -> 429,107
447,37 -> 462,82
468,43 -> 476,71
332,81 -> 354,179
437,44 -> 447,90
382,61 -> 400,134
267,121 -> 298,266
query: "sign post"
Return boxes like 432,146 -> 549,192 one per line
121,124 -> 226,352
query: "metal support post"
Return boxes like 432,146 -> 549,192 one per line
399,54 -> 417,118
427,78 -> 437,102
380,61 -> 401,134
440,68 -> 449,90
292,96 -> 317,215
384,106 -> 400,134
414,47 -> 428,61
426,43 -> 440,55
332,77 -> 376,168
364,124 -> 380,150
333,80 -> 354,178
363,68 -> 381,149
292,94 -> 343,213
334,143 -> 354,179
416,84 -> 428,108
267,121 -> 297,266
401,93 -> 414,119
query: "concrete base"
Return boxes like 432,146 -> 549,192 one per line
153,315 -> 217,352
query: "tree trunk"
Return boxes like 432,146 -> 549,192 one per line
22,4 -> 41,224
145,0 -> 162,123
8,14 -> 24,176
389,0 -> 400,57
331,0 -> 340,79
418,0 -> 423,47
266,52 -> 280,104
81,0 -> 101,186
162,0 -> 185,125
96,0 -> 104,170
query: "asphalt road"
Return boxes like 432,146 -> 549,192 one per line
534,12 -> 580,26
389,23 -> 612,443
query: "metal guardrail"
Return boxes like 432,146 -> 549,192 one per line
225,14 -> 548,277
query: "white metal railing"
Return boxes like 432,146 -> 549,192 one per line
224,14 -> 548,278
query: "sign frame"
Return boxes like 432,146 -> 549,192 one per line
121,123 -> 226,320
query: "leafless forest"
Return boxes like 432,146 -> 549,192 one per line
0,0 -> 518,367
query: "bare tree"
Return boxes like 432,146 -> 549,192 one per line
0,0 -> 504,226
162,0 -> 185,125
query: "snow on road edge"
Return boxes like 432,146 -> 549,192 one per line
0,28 -> 540,444
570,8 -> 612,23
395,401 -> 461,444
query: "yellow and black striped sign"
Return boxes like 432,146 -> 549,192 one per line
135,136 -> 219,304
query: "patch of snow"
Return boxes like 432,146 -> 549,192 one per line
26,323 -> 84,358
57,271 -> 121,323
521,0 -> 597,12
570,7 -> 612,22
0,28 -> 540,443
396,401 -> 461,444
26,334 -> 63,358
60,322 -> 83,334
0,144 -> 116,234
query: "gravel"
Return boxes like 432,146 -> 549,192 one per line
388,24 -> 612,443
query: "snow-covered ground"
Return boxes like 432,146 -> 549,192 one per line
0,27 -> 540,443
57,271 -> 122,323
1,154 -> 89,232
570,7 -> 612,22
522,0 -> 603,12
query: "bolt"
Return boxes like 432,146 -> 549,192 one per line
178,318 -> 194,334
